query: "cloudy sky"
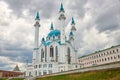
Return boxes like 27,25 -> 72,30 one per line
0,0 -> 120,71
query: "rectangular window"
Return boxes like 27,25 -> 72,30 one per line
43,64 -> 47,68
48,70 -> 52,74
39,64 -> 41,68
43,70 -> 47,75
49,64 -> 52,68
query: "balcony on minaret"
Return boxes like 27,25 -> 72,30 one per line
34,21 -> 40,27
34,11 -> 40,27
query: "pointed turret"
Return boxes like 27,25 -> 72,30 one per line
50,22 -> 54,30
71,17 -> 76,32
35,11 -> 40,20
71,17 -> 75,25
13,65 -> 20,72
59,3 -> 65,12
59,3 -> 66,20
59,3 -> 66,44
33,11 -> 40,64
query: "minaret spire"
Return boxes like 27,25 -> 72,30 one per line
71,17 -> 76,33
59,3 -> 66,44
71,17 -> 75,25
59,3 -> 65,12
69,17 -> 76,48
34,11 -> 40,49
35,11 -> 40,20
33,11 -> 40,64
50,22 -> 54,30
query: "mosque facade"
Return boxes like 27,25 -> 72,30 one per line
25,4 -> 78,77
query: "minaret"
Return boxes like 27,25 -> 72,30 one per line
34,11 -> 40,49
59,3 -> 66,44
71,17 -> 76,35
70,17 -> 76,47
33,11 -> 40,64
69,31 -> 74,46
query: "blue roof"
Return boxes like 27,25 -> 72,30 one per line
43,41 -> 51,46
35,11 -> 40,20
48,30 -> 61,37
69,31 -> 73,36
43,41 -> 61,46
60,3 -> 64,12
71,17 -> 75,25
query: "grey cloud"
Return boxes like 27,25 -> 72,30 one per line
4,0 -> 59,19
96,10 -> 120,32
68,0 -> 88,18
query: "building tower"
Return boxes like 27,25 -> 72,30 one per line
59,3 -> 66,44
33,12 -> 40,64
70,17 -> 76,47
71,17 -> 76,35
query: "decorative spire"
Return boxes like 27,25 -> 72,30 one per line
50,22 -> 54,30
71,17 -> 76,32
59,3 -> 65,12
13,65 -> 20,72
35,11 -> 40,20
71,17 -> 75,25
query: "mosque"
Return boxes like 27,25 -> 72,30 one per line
25,3 -> 78,77
25,3 -> 120,77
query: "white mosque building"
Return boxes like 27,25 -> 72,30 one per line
25,4 -> 78,77
25,3 -> 120,77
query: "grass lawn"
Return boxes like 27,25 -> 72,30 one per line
36,68 -> 120,80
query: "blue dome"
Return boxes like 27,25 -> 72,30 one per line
48,30 -> 61,37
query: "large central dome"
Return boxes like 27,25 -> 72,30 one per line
47,30 -> 61,37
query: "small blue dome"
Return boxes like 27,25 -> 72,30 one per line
48,30 -> 61,37
69,31 -> 73,36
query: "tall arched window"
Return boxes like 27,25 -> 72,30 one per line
67,47 -> 71,64
45,46 -> 47,62
56,46 -> 58,62
50,46 -> 54,57
41,48 -> 44,62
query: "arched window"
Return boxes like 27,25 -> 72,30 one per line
67,47 -> 71,64
53,36 -> 55,40
41,48 -> 44,62
45,46 -> 47,62
56,46 -> 58,62
50,46 -> 54,57
58,36 -> 60,39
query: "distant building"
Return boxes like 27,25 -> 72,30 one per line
0,65 -> 23,78
25,3 -> 78,77
78,45 -> 120,68
13,65 -> 20,72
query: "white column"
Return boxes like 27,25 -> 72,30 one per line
60,19 -> 65,44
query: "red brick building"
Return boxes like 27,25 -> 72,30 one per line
0,70 -> 24,78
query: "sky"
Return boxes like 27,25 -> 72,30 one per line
0,0 -> 120,71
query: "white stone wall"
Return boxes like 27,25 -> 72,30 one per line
78,45 -> 120,68
28,41 -> 77,77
